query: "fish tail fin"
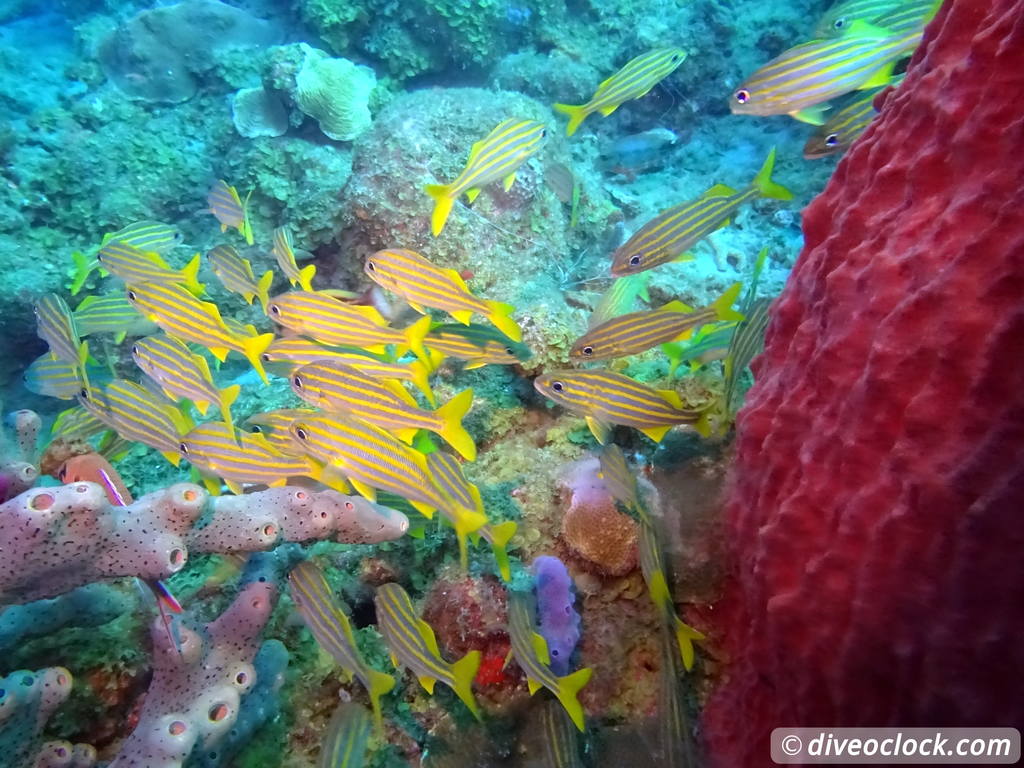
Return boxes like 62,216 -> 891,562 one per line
255,270 -> 274,315
403,315 -> 433,367
407,359 -> 437,406
553,103 -> 588,136
711,282 -> 745,323
424,183 -> 455,236
181,252 -> 205,295
673,615 -> 706,672
752,147 -> 793,201
449,650 -> 482,719
297,264 -> 316,292
435,388 -> 476,461
555,667 -> 593,731
485,300 -> 522,342
366,668 -> 396,732
240,333 -> 275,385
218,384 -> 241,433
69,252 -> 95,296
488,521 -> 517,581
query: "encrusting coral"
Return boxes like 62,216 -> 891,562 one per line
294,48 -> 377,142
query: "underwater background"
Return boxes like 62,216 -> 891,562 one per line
4,0 -> 1014,767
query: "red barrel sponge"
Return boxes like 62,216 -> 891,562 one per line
702,1 -> 1024,764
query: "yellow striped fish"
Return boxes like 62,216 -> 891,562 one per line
610,149 -> 791,275
571,283 -> 743,360
179,421 -> 317,494
125,282 -> 274,383
23,354 -> 83,400
266,291 -> 431,364
424,324 -> 530,369
639,515 -> 705,671
724,297 -> 772,416
289,562 -> 395,730
97,242 -> 204,295
540,699 -> 584,768
813,0 -> 903,36
804,87 -> 882,159
663,322 -> 736,375
102,220 -> 183,254
534,369 -> 709,444
290,361 -> 476,460
244,408 -> 314,456
365,249 -> 522,342
554,48 -> 687,136
51,405 -> 106,441
506,591 -> 591,731
80,379 -> 191,466
131,335 -> 240,431
374,582 -> 482,718
424,118 -> 547,236
263,337 -> 441,406
588,273 -> 651,328
272,226 -> 315,292
874,0 -> 940,35
426,451 -> 515,579
288,413 -> 463,520
207,179 -> 254,245
656,625 -> 695,768
730,21 -> 922,124
34,294 -> 85,367
208,244 -> 274,314
74,294 -> 157,342
598,444 -> 642,515
319,701 -> 371,768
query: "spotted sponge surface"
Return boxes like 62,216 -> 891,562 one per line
702,1 -> 1024,764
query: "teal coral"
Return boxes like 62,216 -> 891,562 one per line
295,50 -> 377,141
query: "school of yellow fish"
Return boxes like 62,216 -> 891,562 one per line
22,0 -> 942,759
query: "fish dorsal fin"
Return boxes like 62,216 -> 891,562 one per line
443,268 -> 470,292
417,618 -> 442,658
191,352 -> 214,383
465,138 -> 487,167
702,183 -> 736,198
658,299 -> 694,314
531,631 -> 551,665
382,378 -> 419,408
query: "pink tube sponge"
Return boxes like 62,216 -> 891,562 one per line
702,1 -> 1024,764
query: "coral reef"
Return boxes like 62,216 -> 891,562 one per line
702,1 -> 1024,764
558,458 -> 638,577
231,87 -> 288,139
294,48 -> 377,142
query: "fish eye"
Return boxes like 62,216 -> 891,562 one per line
295,427 -> 309,441
629,254 -> 641,266
582,345 -> 593,356
292,375 -> 303,390
179,442 -> 189,455
834,17 -> 846,28
734,89 -> 750,104
552,380 -> 564,392
366,261 -> 375,272
540,128 -> 547,138
131,345 -> 139,356
671,54 -> 680,62
79,388 -> 89,399
126,290 -> 136,301
250,425 -> 262,433
505,347 -> 514,355
269,304 -> 280,315
261,353 -> 272,362
825,133 -> 839,147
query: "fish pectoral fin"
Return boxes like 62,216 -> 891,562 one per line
526,677 -> 542,696
658,389 -> 684,409
502,172 -> 516,192
207,346 -> 230,363
465,187 -> 482,204
416,674 -> 436,694
585,416 -> 612,445
598,103 -> 620,117
791,105 -> 830,125
531,631 -> 551,665
859,60 -> 896,89
449,309 -> 473,325
224,478 -> 244,495
392,427 -> 419,444
639,424 -> 673,443
407,300 -> 427,315
349,477 -> 378,501
410,499 -> 435,519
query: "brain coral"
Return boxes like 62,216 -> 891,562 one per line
702,0 -> 1024,763
295,51 -> 376,142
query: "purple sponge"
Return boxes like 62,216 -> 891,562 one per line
531,556 -> 581,676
